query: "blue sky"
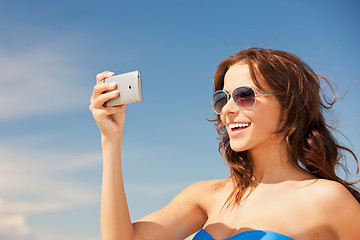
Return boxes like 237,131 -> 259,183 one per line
0,0 -> 359,239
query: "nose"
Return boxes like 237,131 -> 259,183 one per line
221,97 -> 239,115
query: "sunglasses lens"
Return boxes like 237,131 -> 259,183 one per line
233,86 -> 256,109
212,91 -> 227,114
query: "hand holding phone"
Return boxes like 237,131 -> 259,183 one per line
101,71 -> 143,107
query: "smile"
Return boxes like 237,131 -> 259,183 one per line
227,122 -> 251,137
229,122 -> 251,130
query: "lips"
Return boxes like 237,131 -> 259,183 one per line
228,122 -> 251,137
229,122 -> 250,129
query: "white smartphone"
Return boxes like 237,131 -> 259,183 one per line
101,70 -> 143,107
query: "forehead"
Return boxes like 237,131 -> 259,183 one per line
223,63 -> 256,91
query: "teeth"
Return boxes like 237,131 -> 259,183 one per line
229,123 -> 250,129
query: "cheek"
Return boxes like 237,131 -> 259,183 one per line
253,102 -> 282,133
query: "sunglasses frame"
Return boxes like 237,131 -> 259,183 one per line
211,86 -> 273,115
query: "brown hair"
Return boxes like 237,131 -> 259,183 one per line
213,48 -> 360,205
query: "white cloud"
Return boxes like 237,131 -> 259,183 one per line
0,212 -> 99,240
0,143 -> 102,239
0,45 -> 88,120
0,198 -> 67,215
0,144 -> 101,211
34,232 -> 99,240
0,214 -> 34,240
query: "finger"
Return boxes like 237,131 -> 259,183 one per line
91,81 -> 118,102
90,104 -> 119,115
90,102 -> 127,117
92,109 -> 111,122
92,105 -> 126,122
96,71 -> 114,84
91,90 -> 120,109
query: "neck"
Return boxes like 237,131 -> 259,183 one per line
247,137 -> 309,184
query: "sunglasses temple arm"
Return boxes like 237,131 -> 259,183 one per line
256,93 -> 273,96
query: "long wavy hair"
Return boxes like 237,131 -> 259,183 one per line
213,48 -> 360,205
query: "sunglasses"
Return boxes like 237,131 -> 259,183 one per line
211,86 -> 273,115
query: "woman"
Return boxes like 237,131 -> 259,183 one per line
89,48 -> 360,240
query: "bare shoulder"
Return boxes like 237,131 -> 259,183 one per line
304,179 -> 359,207
302,179 -> 360,238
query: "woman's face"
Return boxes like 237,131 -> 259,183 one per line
220,63 -> 282,152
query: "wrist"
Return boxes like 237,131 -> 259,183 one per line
101,136 -> 122,165
101,135 -> 122,148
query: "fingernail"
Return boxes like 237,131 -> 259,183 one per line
111,90 -> 118,95
108,72 -> 114,76
110,82 -> 116,88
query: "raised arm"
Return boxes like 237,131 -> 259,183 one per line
89,71 -> 207,240
90,71 -> 132,239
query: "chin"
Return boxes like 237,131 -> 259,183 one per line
229,140 -> 249,152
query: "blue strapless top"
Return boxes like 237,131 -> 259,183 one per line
192,229 -> 294,240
